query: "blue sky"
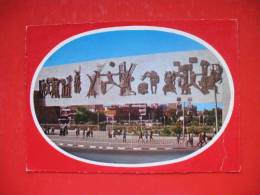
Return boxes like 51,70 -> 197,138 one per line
196,103 -> 223,111
43,30 -> 206,67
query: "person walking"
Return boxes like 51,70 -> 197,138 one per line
177,133 -> 181,144
123,129 -> 127,143
186,133 -> 194,147
46,127 -> 50,135
138,130 -> 144,142
149,130 -> 153,141
76,128 -> 80,136
108,129 -> 112,138
144,130 -> 148,142
86,128 -> 90,138
90,128 -> 93,138
51,127 -> 54,135
113,129 -> 116,138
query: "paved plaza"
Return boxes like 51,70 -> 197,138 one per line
47,129 -> 201,152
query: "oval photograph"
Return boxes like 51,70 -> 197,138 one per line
31,26 -> 234,166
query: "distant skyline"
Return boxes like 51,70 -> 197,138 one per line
43,30 -> 206,67
70,102 -> 223,111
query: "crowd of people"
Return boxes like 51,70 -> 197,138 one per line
43,126 -> 209,148
75,127 -> 93,138
137,130 -> 154,143
106,129 -> 154,143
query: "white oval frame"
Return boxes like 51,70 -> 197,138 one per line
30,26 -> 235,168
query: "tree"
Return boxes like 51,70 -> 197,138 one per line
162,127 -> 172,136
74,107 -> 106,124
173,125 -> 182,136
74,107 -> 89,124
203,108 -> 222,126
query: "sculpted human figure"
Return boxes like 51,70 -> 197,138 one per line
213,64 -> 223,83
201,60 -> 210,76
162,71 -> 177,95
87,71 -> 99,98
39,80 -> 43,96
46,78 -> 52,96
100,71 -> 120,95
141,71 -> 160,94
51,78 -> 60,98
138,82 -> 148,95
48,78 -> 56,98
189,71 -> 201,91
198,60 -> 211,94
178,64 -> 192,95
207,64 -> 223,93
39,79 -> 47,97
60,78 -> 66,98
74,68 -> 81,94
119,63 -> 136,96
65,75 -> 72,98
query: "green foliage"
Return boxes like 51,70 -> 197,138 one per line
202,126 -> 212,133
190,120 -> 199,126
74,107 -> 89,124
162,127 -> 172,136
74,107 -> 106,124
203,108 -> 222,126
173,126 -> 182,135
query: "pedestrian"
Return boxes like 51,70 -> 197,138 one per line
202,132 -> 207,145
43,127 -> 47,134
46,127 -> 50,135
51,127 -> 54,135
149,130 -> 153,141
144,130 -> 148,142
113,129 -> 116,138
82,129 -> 86,137
86,128 -> 90,138
90,128 -> 93,138
138,130 -> 144,142
123,129 -> 127,142
76,128 -> 79,136
177,133 -> 181,144
186,133 -> 193,147
64,124 -> 68,135
197,132 -> 207,147
108,129 -> 112,138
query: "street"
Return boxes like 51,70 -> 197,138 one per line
44,129 -> 202,163
63,147 -> 194,164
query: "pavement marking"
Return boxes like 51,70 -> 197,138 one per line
78,145 -> 84,148
59,143 -> 64,146
118,147 -> 126,150
67,144 -> 73,147
106,146 -> 114,150
149,147 -> 157,151
133,147 -> 142,150
89,145 -> 96,149
164,147 -> 172,150
98,146 -> 103,149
